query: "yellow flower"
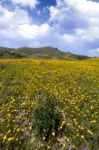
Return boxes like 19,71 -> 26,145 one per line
16,128 -> 20,132
47,145 -> 50,149
63,143 -> 66,148
87,130 -> 94,135
29,126 -> 32,131
81,135 -> 84,139
43,136 -> 45,140
91,120 -> 97,123
41,143 -> 44,147
57,138 -> 60,142
52,131 -> 55,136
8,137 -> 14,142
7,130 -> 11,134
3,135 -> 7,141
80,126 -> 84,130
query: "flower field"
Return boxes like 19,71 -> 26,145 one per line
0,59 -> 99,150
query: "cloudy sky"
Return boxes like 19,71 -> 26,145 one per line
0,0 -> 99,56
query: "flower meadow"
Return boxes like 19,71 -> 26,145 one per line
0,59 -> 99,150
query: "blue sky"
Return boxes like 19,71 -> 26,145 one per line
0,0 -> 99,56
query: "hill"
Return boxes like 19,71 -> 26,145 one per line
0,46 -> 90,60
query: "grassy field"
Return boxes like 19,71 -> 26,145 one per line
0,59 -> 99,150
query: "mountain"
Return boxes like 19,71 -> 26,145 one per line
0,46 -> 13,52
0,46 -> 90,60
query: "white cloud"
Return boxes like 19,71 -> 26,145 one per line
0,5 -> 31,27
48,0 -> 99,54
17,23 -> 51,39
75,26 -> 99,42
66,0 -> 99,16
0,5 -> 13,26
0,3 -> 51,46
0,0 -> 99,56
55,33 -> 77,44
49,0 -> 99,27
9,0 -> 39,8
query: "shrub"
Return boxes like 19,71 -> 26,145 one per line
32,93 -> 62,141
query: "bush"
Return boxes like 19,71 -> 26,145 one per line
32,93 -> 62,141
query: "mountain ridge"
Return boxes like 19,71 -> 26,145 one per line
0,46 -> 90,60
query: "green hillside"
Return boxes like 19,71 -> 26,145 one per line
0,46 -> 89,60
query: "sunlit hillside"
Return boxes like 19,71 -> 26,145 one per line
0,58 -> 99,150
0,46 -> 90,60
